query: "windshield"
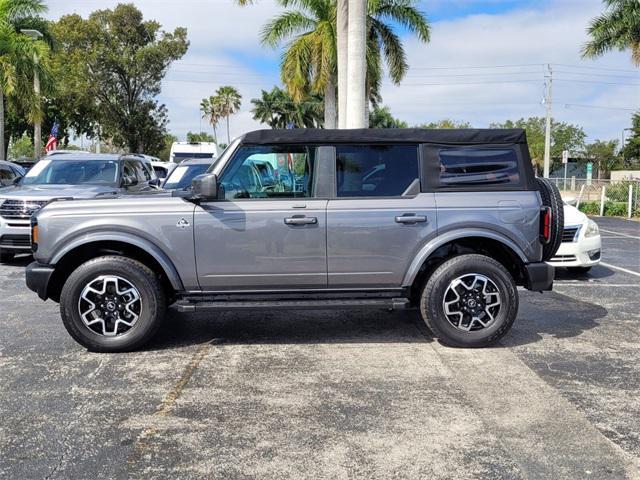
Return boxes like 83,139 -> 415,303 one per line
163,164 -> 211,190
20,159 -> 120,186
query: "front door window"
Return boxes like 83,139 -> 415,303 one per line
220,145 -> 317,199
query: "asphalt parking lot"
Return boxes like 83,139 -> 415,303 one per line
1,217 -> 639,479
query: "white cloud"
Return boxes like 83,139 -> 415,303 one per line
384,0 -> 639,141
48,0 -> 639,143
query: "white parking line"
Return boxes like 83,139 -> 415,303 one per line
599,228 -> 640,240
555,283 -> 638,287
600,262 -> 640,278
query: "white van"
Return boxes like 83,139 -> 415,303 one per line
169,142 -> 219,164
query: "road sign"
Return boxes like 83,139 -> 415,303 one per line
562,150 -> 569,164
586,162 -> 593,186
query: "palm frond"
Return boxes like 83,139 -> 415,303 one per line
261,11 -> 316,47
374,0 -> 430,42
371,19 -> 407,84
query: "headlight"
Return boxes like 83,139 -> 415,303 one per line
584,219 -> 599,238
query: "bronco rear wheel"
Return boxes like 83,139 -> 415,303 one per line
420,254 -> 518,348
60,256 -> 166,352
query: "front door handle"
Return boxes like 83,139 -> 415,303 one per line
395,214 -> 427,224
284,215 -> 318,226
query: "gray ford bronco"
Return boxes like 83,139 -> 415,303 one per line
25,129 -> 563,352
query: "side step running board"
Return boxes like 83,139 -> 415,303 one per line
173,297 -> 412,313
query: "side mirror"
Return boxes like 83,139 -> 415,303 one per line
122,175 -> 138,187
192,173 -> 218,200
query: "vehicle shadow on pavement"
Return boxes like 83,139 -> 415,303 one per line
147,309 -> 433,351
2,254 -> 33,267
503,291 -> 608,347
554,266 -> 615,281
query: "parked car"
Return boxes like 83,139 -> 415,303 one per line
25,128 -> 562,352
548,202 -> 601,274
12,157 -> 37,172
162,157 -> 216,190
0,153 -> 161,263
170,142 -> 218,164
151,161 -> 177,180
0,161 -> 26,187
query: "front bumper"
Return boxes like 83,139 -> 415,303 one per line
548,233 -> 601,268
0,219 -> 31,251
524,262 -> 554,291
25,262 -> 55,300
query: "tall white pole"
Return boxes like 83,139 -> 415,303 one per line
543,64 -> 552,178
337,0 -> 348,129
33,54 -> 41,159
346,0 -> 367,129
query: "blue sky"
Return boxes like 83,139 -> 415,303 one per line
47,0 -> 639,145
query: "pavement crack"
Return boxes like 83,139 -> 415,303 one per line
126,340 -> 215,470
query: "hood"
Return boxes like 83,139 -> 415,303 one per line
0,184 -> 118,201
563,203 -> 587,226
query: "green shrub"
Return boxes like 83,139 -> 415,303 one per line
603,202 -> 628,217
578,201 -> 599,215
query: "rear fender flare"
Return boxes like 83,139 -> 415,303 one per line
402,228 -> 528,287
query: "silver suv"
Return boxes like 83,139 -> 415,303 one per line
0,153 -> 160,262
25,129 -> 563,352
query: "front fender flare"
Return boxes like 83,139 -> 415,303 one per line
402,228 -> 528,287
50,232 -> 184,291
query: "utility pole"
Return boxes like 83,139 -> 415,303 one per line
21,29 -> 44,159
543,63 -> 552,178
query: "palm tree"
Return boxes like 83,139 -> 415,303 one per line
214,86 -> 242,144
582,0 -> 640,66
0,0 -> 51,160
251,86 -> 323,128
261,0 -> 430,128
200,95 -> 221,144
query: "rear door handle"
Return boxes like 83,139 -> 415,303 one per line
395,214 -> 427,224
284,216 -> 318,225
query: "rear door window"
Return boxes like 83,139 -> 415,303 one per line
335,145 -> 419,197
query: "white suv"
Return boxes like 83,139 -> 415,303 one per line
548,203 -> 601,274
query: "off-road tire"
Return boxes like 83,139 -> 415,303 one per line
60,256 -> 166,352
536,177 -> 564,261
0,250 -> 14,263
420,254 -> 519,348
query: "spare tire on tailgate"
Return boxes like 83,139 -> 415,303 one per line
536,177 -> 564,261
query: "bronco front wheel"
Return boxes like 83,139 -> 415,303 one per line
60,256 -> 166,352
420,254 -> 518,348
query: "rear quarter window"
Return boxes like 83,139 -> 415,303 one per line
437,147 -> 521,188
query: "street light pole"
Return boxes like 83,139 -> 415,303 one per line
20,29 -> 43,160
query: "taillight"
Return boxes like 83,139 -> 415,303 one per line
31,217 -> 38,252
540,207 -> 551,244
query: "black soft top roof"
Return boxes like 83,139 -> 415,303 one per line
241,128 -> 527,145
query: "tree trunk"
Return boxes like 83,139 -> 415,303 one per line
0,91 -> 5,161
346,0 -> 367,129
324,78 -> 337,129
226,115 -> 230,144
337,0 -> 348,129
212,123 -> 218,145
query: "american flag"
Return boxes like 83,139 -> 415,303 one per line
45,122 -> 59,153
